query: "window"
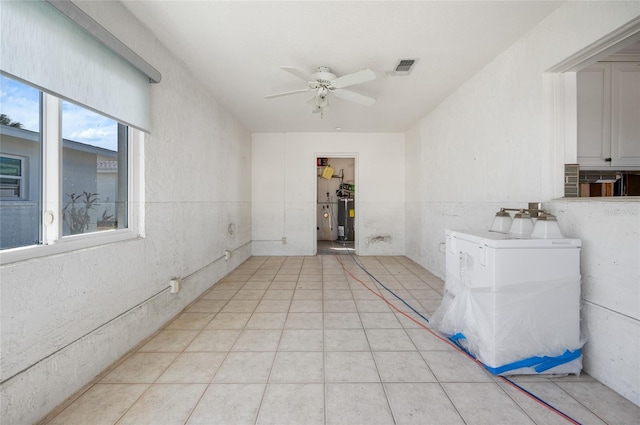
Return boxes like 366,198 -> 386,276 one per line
0,76 -> 41,250
0,74 -> 142,261
61,101 -> 128,236
0,155 -> 27,199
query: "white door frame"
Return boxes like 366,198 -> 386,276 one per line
314,153 -> 358,255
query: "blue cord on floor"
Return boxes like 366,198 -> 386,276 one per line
345,246 -> 430,323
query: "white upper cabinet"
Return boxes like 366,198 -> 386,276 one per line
611,62 -> 640,168
577,62 -> 640,169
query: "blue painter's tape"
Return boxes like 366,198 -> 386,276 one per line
448,333 -> 581,375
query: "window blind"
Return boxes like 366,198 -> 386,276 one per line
0,0 -> 159,132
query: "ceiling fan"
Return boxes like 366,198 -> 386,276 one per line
265,66 -> 377,117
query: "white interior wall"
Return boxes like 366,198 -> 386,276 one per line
252,132 -> 404,256
405,1 -> 640,405
0,2 -> 252,424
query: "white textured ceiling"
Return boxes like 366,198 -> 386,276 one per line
121,1 -> 564,133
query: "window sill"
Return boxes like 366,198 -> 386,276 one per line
0,229 -> 143,265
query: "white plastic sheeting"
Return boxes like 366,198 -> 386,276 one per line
431,229 -> 583,375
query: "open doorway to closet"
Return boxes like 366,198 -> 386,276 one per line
316,156 -> 356,255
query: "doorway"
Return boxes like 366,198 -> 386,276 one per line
316,156 -> 356,255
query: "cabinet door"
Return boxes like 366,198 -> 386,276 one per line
611,62 -> 640,167
577,63 -> 611,167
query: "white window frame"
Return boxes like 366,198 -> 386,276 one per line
0,153 -> 27,200
0,92 -> 144,265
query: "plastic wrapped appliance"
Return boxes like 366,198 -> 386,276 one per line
431,229 -> 582,375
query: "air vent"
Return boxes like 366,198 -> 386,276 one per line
392,59 -> 417,76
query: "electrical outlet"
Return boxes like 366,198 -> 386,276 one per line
224,250 -> 231,261
169,279 -> 182,294
282,237 -> 287,245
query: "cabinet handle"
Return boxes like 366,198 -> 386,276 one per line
605,158 -> 612,162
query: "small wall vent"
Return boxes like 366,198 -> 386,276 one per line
392,59 -> 417,76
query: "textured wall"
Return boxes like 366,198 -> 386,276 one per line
252,132 -> 405,256
0,2 -> 252,424
548,200 -> 640,405
405,1 -> 640,405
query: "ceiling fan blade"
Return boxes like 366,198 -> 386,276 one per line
281,66 -> 313,82
332,89 -> 376,106
265,88 -> 312,99
330,68 -> 376,89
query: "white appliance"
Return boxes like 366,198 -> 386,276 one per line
433,229 -> 582,375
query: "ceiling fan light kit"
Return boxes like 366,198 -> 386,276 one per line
265,65 -> 377,117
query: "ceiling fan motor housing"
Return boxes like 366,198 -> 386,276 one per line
312,66 -> 336,85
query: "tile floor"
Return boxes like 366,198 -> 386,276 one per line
41,256 -> 639,425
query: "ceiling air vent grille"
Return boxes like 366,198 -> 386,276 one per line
392,59 -> 417,76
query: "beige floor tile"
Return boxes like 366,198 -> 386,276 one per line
325,351 -> 380,383
272,274 -> 298,282
232,329 -> 281,351
355,298 -> 392,312
269,351 -> 324,383
326,383 -> 394,425
245,312 -> 287,329
100,353 -> 178,383
384,383 -> 465,425
284,312 -> 324,329
46,384 -> 148,425
554,381 -> 640,425
165,313 -> 215,329
213,352 -> 275,383
296,280 -> 323,290
289,299 -> 323,313
138,330 -> 199,352
185,329 -> 241,352
442,382 -> 535,425
323,289 -> 353,300
205,312 -> 251,329
255,299 -> 291,312
262,289 -> 294,299
116,383 -> 206,425
498,381 -> 607,425
324,312 -> 362,329
186,383 -> 265,425
324,299 -> 358,312
365,329 -> 416,351
405,328 -> 452,351
269,280 -> 297,289
220,299 -> 260,313
359,312 -> 402,328
278,329 -> 323,351
256,384 -> 324,425
185,299 -> 227,313
373,351 -> 437,383
200,289 -> 237,300
324,329 -> 369,351
233,289 -> 266,300
243,281 -> 272,290
421,351 -> 493,383
351,289 -> 383,300
298,274 -> 323,282
157,352 -> 227,383
292,289 -> 323,300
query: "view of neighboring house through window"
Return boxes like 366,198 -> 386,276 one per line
61,101 -> 128,236
0,155 -> 26,198
0,74 -> 130,251
0,75 -> 41,249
